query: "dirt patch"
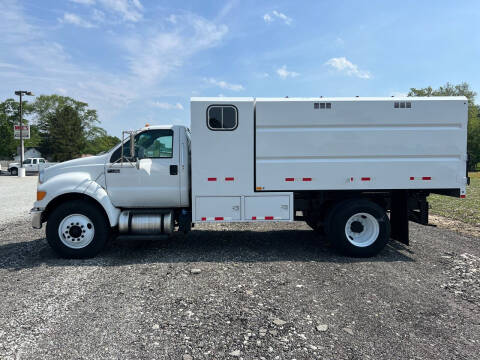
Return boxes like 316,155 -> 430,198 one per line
429,215 -> 480,238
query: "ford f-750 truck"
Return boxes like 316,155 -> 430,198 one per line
31,97 -> 469,258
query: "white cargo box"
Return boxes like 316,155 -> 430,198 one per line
255,97 -> 468,192
190,97 -> 467,223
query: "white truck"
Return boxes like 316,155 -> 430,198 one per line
8,158 -> 54,175
31,97 -> 469,258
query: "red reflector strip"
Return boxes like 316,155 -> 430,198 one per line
361,177 -> 371,181
303,178 -> 312,181
410,177 -> 415,180
208,177 -> 217,181
265,216 -> 274,220
214,217 -> 224,221
225,177 -> 234,181
201,217 -> 206,221
422,177 -> 431,180
285,178 -> 294,182
251,216 -> 257,220
460,195 -> 466,198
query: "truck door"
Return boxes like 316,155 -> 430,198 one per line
105,128 -> 181,208
24,159 -> 34,172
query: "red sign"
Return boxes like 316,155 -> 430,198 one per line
14,124 -> 30,139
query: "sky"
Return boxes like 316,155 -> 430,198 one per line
1,0 -> 479,136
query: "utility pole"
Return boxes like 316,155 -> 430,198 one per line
14,90 -> 34,176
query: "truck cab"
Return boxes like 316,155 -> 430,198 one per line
105,125 -> 190,209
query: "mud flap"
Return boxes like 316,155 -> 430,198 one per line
390,190 -> 409,245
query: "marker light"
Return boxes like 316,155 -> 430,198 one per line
37,191 -> 46,201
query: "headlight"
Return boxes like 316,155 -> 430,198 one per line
38,169 -> 45,184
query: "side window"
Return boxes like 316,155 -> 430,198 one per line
23,159 -> 30,165
207,105 -> 238,131
110,129 -> 174,163
39,159 -> 45,163
136,130 -> 173,159
32,159 -> 37,164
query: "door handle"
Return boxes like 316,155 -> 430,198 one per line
170,164 -> 178,175
107,169 -> 120,174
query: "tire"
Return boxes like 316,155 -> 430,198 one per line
46,200 -> 110,258
326,199 -> 390,257
10,168 -> 18,176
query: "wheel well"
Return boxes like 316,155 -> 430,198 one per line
43,193 -> 110,226
298,192 -> 389,224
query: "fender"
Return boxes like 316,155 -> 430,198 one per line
83,179 -> 121,227
35,170 -> 121,227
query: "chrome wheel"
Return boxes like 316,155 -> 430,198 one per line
58,214 -> 95,249
344,212 -> 379,247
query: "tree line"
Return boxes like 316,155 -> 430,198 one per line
0,94 -> 120,162
1,84 -> 479,168
408,82 -> 480,170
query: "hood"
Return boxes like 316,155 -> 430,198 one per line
43,154 -> 109,181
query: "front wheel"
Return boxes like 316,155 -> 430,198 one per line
46,200 -> 109,258
326,199 -> 390,257
10,168 -> 18,176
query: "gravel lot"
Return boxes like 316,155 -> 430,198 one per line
0,175 -> 37,225
0,178 -> 479,359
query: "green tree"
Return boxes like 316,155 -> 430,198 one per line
84,126 -> 120,155
409,82 -> 480,170
1,94 -> 119,161
31,95 -> 99,159
0,99 -> 40,159
48,105 -> 87,162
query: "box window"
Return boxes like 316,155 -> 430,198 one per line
207,105 -> 238,131
326,103 -> 331,109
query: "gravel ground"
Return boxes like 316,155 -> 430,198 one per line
0,219 -> 479,360
0,178 -> 479,359
0,175 -> 37,225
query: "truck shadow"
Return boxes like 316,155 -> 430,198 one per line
0,228 -> 414,270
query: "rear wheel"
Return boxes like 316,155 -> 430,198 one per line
10,168 -> 18,176
46,200 -> 109,258
326,199 -> 390,257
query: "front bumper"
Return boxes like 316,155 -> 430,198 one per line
31,208 -> 43,229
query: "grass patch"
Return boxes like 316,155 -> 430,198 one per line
428,172 -> 480,226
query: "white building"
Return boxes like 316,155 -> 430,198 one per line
14,148 -> 42,162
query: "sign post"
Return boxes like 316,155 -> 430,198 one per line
14,90 -> 34,177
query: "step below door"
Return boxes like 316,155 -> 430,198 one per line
244,196 -> 291,220
195,196 -> 241,221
